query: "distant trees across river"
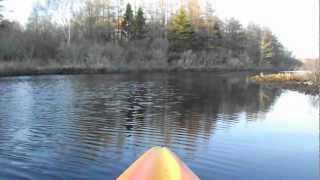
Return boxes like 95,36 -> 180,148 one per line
0,0 -> 301,74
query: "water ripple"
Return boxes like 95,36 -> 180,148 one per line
0,73 -> 318,179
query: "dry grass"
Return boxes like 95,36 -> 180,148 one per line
251,72 -> 307,82
251,72 -> 320,95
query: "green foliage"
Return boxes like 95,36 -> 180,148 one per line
259,29 -> 295,68
212,21 -> 222,40
245,24 -> 262,66
261,31 -> 274,60
122,3 -> 134,39
261,30 -> 280,66
134,7 -> 146,40
168,7 -> 195,51
0,1 -> 297,71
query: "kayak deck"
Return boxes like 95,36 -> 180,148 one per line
117,146 -> 199,180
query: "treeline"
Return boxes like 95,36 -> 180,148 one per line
0,0 -> 300,73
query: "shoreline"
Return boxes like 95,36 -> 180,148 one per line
1,66 -> 317,96
251,73 -> 320,96
0,67 -> 279,78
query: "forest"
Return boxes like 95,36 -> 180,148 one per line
0,0 -> 301,74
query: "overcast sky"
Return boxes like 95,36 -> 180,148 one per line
2,0 -> 319,59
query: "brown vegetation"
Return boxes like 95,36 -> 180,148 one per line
251,70 -> 319,95
251,73 -> 307,82
0,0 -> 301,76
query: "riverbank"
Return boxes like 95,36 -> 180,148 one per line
0,67 -> 271,77
3,59 -> 317,96
0,59 -> 280,77
251,73 -> 320,96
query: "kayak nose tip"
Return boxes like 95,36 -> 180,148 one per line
117,146 -> 199,180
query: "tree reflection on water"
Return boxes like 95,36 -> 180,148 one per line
57,73 -> 282,158
0,73 -> 286,177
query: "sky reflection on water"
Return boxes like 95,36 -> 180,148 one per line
0,73 -> 318,179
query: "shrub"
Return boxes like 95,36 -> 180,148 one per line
58,43 -> 90,63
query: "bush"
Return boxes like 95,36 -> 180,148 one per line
26,30 -> 61,59
58,42 -> 125,69
58,43 -> 90,63
0,20 -> 26,60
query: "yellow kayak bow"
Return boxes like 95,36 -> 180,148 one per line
117,146 -> 199,180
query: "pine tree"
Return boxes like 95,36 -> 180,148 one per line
134,7 -> 146,40
260,31 -> 273,65
168,7 -> 195,51
121,3 -> 134,39
260,29 -> 282,66
246,23 -> 263,65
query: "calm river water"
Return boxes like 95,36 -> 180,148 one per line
0,72 -> 318,179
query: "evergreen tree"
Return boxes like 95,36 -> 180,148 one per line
134,7 -> 146,40
121,3 -> 134,39
260,29 -> 283,66
245,23 -> 263,66
201,2 -> 222,49
260,30 -> 274,64
168,7 -> 195,51
208,18 -> 222,48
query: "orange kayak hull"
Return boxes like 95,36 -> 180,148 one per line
117,146 -> 199,180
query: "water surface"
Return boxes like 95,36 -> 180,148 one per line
0,72 -> 318,179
